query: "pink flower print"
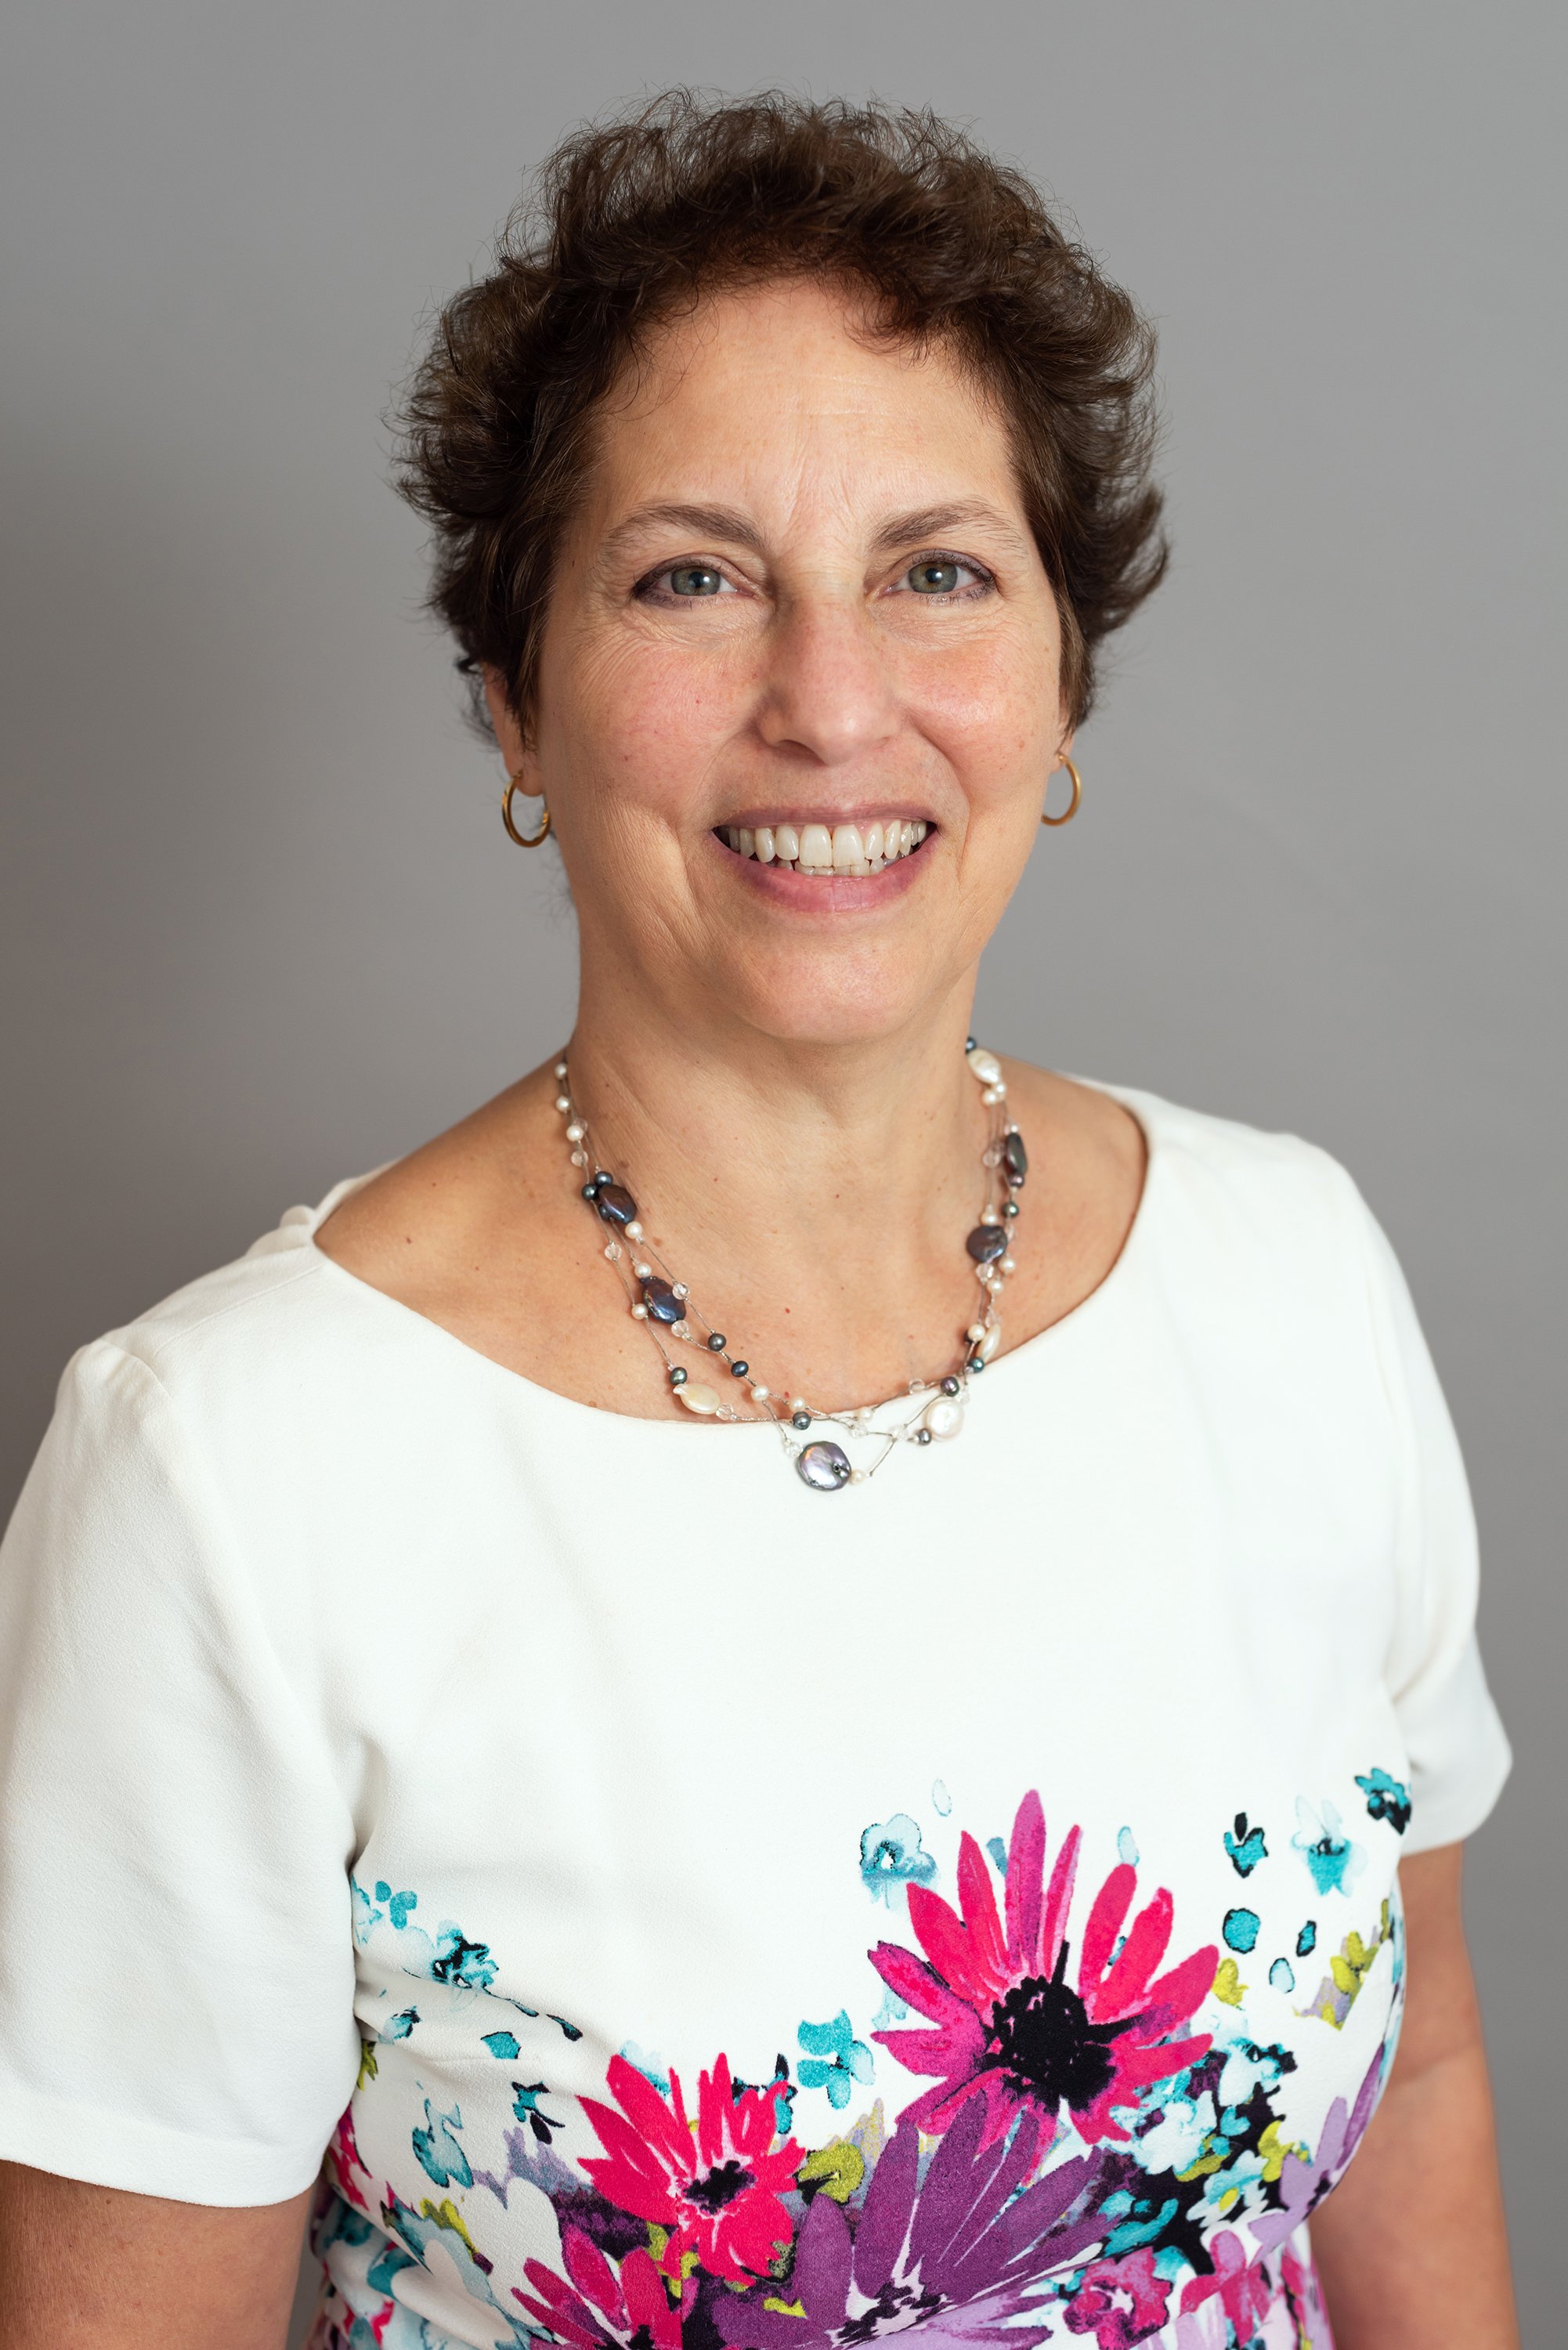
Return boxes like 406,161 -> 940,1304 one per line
1178,2230 -> 1273,2335
1062,2249 -> 1172,2348
323,2105 -> 373,2213
580,2052 -> 800,2284
515,2231 -> 682,2350
871,1791 -> 1217,2149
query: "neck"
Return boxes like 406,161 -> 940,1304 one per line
561,967 -> 999,1407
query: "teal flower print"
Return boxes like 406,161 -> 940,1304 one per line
1356,1767 -> 1412,1835
412,2097 -> 471,2189
1223,1814 -> 1267,1877
860,1813 -> 938,1905
1291,1800 -> 1366,1896
797,2011 -> 875,2110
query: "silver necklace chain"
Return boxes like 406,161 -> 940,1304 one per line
553,1040 -> 1028,1491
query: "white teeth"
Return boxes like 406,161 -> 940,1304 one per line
721,817 -> 929,870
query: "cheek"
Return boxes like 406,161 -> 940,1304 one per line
908,644 -> 1058,812
558,632 -> 746,830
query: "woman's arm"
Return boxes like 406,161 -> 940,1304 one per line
0,2161 -> 313,2349
1310,1841 -> 1518,2347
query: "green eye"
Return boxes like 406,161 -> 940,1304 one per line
668,565 -> 724,596
909,560 -> 962,595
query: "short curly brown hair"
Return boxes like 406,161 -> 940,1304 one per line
396,92 -> 1167,736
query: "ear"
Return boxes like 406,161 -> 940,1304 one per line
482,667 -> 536,786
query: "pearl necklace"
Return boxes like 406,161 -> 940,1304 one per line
554,1040 -> 1026,1491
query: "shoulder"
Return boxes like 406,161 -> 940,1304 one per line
1056,1071 -> 1386,1325
1111,1079 -> 1366,1227
59,1184 -> 385,1452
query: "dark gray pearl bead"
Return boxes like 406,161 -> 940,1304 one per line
967,1353 -> 987,1373
707,1333 -> 726,1352
668,1366 -> 688,1386
941,1376 -> 961,1396
796,1439 -> 851,1491
1003,1199 -> 1020,1218
792,1411 -> 812,1431
730,1361 -> 749,1378
580,1183 -> 600,1202
595,1183 -> 638,1227
914,1426 -> 934,1445
965,1035 -> 977,1051
966,1223 -> 1008,1264
1003,1130 -> 1028,1186
642,1278 -> 681,1324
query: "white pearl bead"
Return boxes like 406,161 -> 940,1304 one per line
981,1086 -> 1003,1107
750,1384 -> 770,1402
966,1047 -> 1003,1085
630,1303 -> 648,1319
981,1206 -> 1001,1224
625,1221 -> 642,1240
923,1397 -> 965,1441
849,1470 -> 868,1484
966,1322 -> 986,1343
789,1396 -> 807,1413
675,1382 -> 721,1415
1000,1256 -> 1017,1275
977,1321 -> 1002,1361
555,1061 -> 568,1079
555,1095 -> 570,1112
634,1262 -> 652,1279
565,1123 -> 583,1142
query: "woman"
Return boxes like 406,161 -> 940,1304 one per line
0,95 -> 1518,2350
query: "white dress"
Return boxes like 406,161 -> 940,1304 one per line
0,1086 -> 1510,2350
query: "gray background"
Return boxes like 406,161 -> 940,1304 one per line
2,3 -> 1561,2336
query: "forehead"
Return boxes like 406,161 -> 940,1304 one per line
585,277 -> 1023,528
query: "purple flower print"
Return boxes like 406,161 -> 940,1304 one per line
715,2097 -> 1107,2350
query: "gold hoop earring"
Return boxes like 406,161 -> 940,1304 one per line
502,776 -> 551,848
1041,756 -> 1082,827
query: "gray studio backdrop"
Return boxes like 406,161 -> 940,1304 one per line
2,3 -> 1562,2334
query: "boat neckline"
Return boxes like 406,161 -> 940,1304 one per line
294,1077 -> 1162,1436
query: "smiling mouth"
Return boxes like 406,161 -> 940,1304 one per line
715,818 -> 930,877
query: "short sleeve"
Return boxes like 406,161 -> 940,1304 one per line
1355,1198 -> 1512,1854
0,1340 -> 360,2204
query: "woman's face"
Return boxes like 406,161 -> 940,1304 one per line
496,277 -> 1071,1049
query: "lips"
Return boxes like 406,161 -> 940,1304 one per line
717,818 -> 930,877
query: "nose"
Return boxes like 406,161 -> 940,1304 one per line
753,595 -> 901,768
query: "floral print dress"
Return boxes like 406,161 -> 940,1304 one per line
0,1090 -> 1510,2350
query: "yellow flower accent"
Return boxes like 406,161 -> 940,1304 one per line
1212,1958 -> 1247,2007
646,2223 -> 699,2281
357,2039 -> 379,2088
763,2299 -> 807,2318
1258,2120 -> 1307,2184
418,2200 -> 479,2257
796,2142 -> 866,2204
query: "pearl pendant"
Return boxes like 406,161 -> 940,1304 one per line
674,1382 -> 722,1415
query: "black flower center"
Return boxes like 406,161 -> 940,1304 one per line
685,2157 -> 755,2212
984,1949 -> 1133,2115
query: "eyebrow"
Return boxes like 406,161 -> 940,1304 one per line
599,497 -> 1024,565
